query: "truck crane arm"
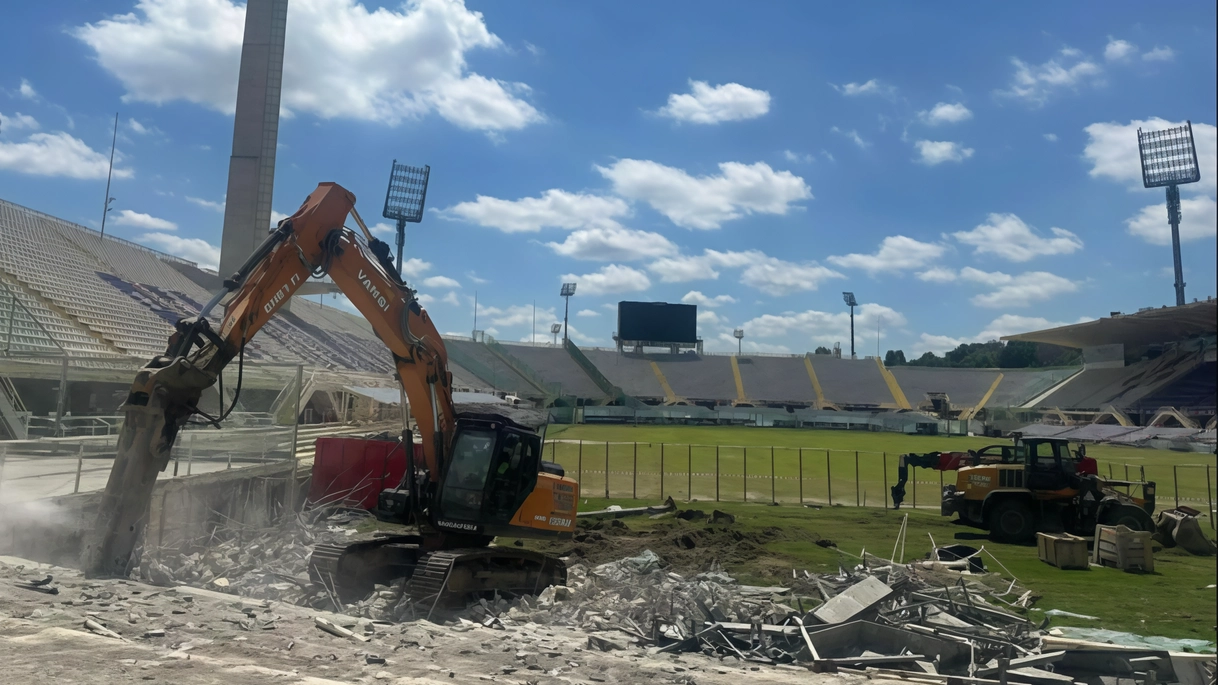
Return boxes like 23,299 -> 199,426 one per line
85,182 -> 576,580
890,451 -> 974,509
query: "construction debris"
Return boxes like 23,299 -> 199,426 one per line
1154,507 -> 1218,556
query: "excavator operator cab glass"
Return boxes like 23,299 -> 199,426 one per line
437,422 -> 542,527
439,428 -> 499,521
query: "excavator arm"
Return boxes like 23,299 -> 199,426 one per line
890,451 -> 973,509
85,182 -> 575,579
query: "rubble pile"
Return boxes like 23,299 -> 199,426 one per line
136,508 -> 368,606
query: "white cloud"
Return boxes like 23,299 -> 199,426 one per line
697,310 -> 723,327
438,189 -> 629,232
916,266 -> 958,283
952,213 -> 1083,262
681,291 -> 736,307
72,0 -> 542,132
422,275 -> 460,289
783,150 -> 814,163
1104,37 -> 1137,62
0,131 -> 132,180
1084,118 -> 1216,195
138,232 -> 219,269
370,222 -> 395,236
1043,133 -> 1058,142
559,264 -> 651,295
739,256 -> 843,296
113,209 -> 178,231
1125,196 -> 1217,244
828,235 -> 946,275
18,79 -> 38,100
832,79 -> 890,97
464,270 -> 488,284
914,140 -> 974,165
127,118 -> 160,135
996,53 -> 1103,105
657,80 -> 770,124
596,159 -> 811,230
647,249 -> 841,294
576,309 -> 599,317
960,268 -> 1077,308
185,196 -> 224,212
1142,46 -> 1174,62
545,226 -> 677,261
913,314 -> 1094,355
919,102 -> 972,125
401,257 -> 432,279
441,291 -> 461,306
831,126 -> 869,149
741,303 -> 906,346
270,210 -> 289,227
0,112 -> 39,131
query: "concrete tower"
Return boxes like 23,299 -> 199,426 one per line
218,0 -> 288,280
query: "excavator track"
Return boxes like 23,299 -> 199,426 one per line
308,540 -> 565,611
404,548 -> 567,613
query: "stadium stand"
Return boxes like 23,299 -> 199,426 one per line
494,342 -> 604,400
651,353 -> 737,403
805,356 -> 894,408
734,356 -> 817,405
579,349 -> 666,400
443,338 -> 542,398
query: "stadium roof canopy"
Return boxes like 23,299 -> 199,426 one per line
1002,299 -> 1217,349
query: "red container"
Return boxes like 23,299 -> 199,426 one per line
309,436 -> 422,510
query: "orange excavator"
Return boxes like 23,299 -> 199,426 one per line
85,182 -> 578,607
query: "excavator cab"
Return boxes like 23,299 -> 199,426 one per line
434,414 -> 543,535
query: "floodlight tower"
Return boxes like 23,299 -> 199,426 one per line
382,160 -> 431,277
550,323 -> 562,346
842,292 -> 858,359
560,282 -> 577,343
733,328 -> 744,355
1137,121 -> 1201,306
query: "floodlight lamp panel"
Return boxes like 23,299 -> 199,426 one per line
550,323 -> 563,334
1137,121 -> 1201,189
733,328 -> 744,339
382,160 -> 431,223
842,291 -> 858,307
560,283 -> 577,297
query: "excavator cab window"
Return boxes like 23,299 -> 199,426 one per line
437,424 -> 542,526
438,428 -> 499,522
484,431 -> 540,524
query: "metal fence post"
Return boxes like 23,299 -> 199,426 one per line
287,363 -> 304,512
883,452 -> 888,510
715,445 -> 720,502
771,446 -> 776,504
660,443 -> 665,498
604,442 -> 610,499
578,440 -> 583,487
854,451 -> 860,506
1124,464 -> 1129,481
632,442 -> 638,499
0,443 -> 6,491
1207,464 -> 1214,531
187,433 -> 194,475
173,444 -> 180,477
1173,465 -> 1179,509
743,446 -> 748,502
798,448 -> 803,504
687,444 -> 692,501
826,450 -> 832,506
912,463 -> 917,509
74,443 -> 84,493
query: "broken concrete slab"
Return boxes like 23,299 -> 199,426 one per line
812,575 -> 893,624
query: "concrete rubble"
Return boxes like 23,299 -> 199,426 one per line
38,504 -> 1214,685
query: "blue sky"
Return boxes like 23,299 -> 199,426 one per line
2,0 -> 1215,356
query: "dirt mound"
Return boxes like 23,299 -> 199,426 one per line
533,516 -> 817,577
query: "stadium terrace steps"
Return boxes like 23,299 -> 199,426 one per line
443,339 -> 540,397
650,353 -> 736,401
580,349 -> 666,399
805,356 -> 893,407
734,356 -> 816,404
1138,361 -> 1216,409
1038,346 -> 1208,410
496,342 -> 604,399
889,367 -> 1002,409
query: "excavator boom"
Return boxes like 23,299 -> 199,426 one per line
85,183 -> 577,583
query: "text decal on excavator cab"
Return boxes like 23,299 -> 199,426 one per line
358,269 -> 391,312
263,273 -> 302,314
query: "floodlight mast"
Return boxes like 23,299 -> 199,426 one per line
733,328 -> 744,355
550,323 -> 562,346
1137,121 -> 1201,306
382,160 -> 431,277
842,292 -> 858,359
560,282 -> 577,343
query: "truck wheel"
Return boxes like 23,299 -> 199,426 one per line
1100,503 -> 1154,532
987,499 -> 1037,543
